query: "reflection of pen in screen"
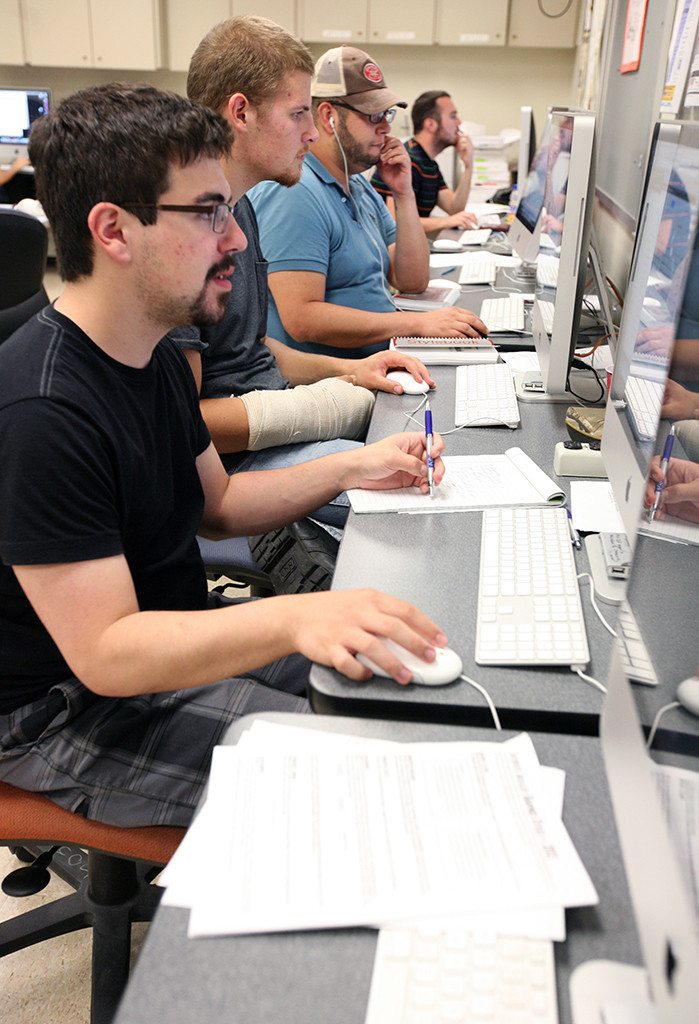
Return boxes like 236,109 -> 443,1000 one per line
648,425 -> 676,523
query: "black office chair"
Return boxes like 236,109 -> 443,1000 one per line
198,535 -> 274,597
0,207 -> 50,344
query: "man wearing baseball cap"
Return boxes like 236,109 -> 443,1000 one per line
250,46 -> 487,360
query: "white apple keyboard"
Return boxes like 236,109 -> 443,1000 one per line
454,363 -> 520,428
458,258 -> 497,286
357,640 -> 463,686
459,228 -> 492,246
479,295 -> 526,332
365,927 -> 558,1024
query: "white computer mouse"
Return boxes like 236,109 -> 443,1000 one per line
432,238 -> 463,252
677,677 -> 699,717
357,639 -> 463,686
386,371 -> 430,395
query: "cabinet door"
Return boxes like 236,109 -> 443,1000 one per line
369,0 -> 435,45
0,0 -> 25,64
233,0 -> 296,34
508,0 -> 580,48
91,0 -> 161,69
299,0 -> 368,45
165,0 -> 229,73
435,0 -> 508,46
22,0 -> 92,67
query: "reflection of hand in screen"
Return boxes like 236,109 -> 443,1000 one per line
635,323 -> 674,357
644,457 -> 699,524
662,379 -> 699,420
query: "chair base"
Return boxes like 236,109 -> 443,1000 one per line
0,845 -> 163,1024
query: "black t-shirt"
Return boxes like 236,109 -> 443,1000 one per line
0,306 -> 212,711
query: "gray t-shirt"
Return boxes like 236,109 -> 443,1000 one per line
166,196 -> 289,471
167,195 -> 289,399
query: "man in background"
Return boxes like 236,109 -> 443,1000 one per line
177,18 -> 435,590
371,90 -> 477,234
250,46 -> 487,361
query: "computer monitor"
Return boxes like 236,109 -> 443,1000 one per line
0,87 -> 51,164
515,106 -> 536,200
509,113 -> 550,270
513,109 -> 598,403
601,120 -> 699,544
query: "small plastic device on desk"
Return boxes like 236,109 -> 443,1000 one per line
357,639 -> 463,686
553,440 -> 606,477
386,371 -> 430,394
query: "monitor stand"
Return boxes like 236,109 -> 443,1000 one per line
511,259 -> 538,284
583,534 -> 627,605
569,960 -> 657,1024
514,370 -> 606,404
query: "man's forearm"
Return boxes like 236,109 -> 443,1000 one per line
200,396 -> 250,454
266,336 -> 357,385
275,299 -> 429,351
391,190 -> 430,292
447,166 -> 473,214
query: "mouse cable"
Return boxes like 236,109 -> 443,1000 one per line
576,572 -> 617,637
458,673 -> 502,730
402,401 -> 514,436
572,665 -> 607,694
402,394 -> 428,429
646,701 -> 681,749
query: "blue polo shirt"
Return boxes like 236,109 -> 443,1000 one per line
249,153 -> 397,359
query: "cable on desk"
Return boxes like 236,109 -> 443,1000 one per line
646,701 -> 681,749
459,673 -> 502,730
402,394 -> 428,429
572,665 -> 607,694
577,572 -> 617,637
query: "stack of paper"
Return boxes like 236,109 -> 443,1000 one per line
161,722 -> 597,941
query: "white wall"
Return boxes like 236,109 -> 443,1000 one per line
0,41 -> 577,137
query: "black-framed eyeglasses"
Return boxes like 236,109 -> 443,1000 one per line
121,202 -> 233,234
331,101 -> 397,125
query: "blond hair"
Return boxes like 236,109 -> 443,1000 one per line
187,16 -> 314,114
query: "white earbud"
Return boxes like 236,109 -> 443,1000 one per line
329,115 -> 336,131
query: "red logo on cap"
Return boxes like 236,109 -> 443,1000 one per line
363,63 -> 382,84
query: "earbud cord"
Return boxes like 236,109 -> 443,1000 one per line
331,120 -> 398,310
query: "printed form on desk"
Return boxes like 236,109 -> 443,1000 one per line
159,722 -> 597,940
348,451 -> 565,513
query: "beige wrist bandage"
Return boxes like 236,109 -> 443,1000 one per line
240,378 -> 375,451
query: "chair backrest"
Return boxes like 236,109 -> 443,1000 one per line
0,208 -> 50,344
0,208 -> 48,309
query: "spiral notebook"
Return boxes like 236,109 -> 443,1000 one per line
348,449 -> 565,514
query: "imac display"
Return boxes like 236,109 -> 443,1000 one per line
516,109 -> 598,403
601,121 -> 699,544
509,114 -> 550,270
515,105 -> 536,201
0,87 -> 51,163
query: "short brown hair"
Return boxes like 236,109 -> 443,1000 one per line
29,83 -> 232,282
187,16 -> 314,114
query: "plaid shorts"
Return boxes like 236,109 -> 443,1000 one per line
0,653 -> 310,828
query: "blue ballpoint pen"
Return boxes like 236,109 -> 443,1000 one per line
566,508 -> 581,549
425,400 -> 435,498
648,425 -> 676,522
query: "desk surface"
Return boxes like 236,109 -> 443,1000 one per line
311,367 -> 613,735
309,366 -> 699,749
114,712 -> 643,1024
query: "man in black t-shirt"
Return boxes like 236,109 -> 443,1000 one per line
0,83 -> 447,827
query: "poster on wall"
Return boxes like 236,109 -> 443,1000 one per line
661,0 -> 699,113
620,0 -> 648,73
681,21 -> 699,106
